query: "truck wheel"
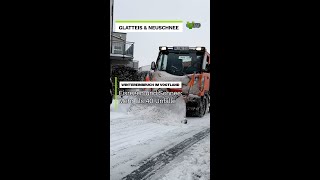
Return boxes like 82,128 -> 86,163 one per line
196,97 -> 207,117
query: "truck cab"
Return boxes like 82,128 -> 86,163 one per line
150,46 -> 210,117
152,46 -> 210,76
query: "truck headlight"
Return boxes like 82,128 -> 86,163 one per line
159,46 -> 167,51
196,47 -> 205,51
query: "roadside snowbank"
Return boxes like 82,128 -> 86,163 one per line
110,96 -> 131,113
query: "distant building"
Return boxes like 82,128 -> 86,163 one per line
138,65 -> 151,72
110,32 -> 136,70
110,0 -> 138,73
132,60 -> 139,70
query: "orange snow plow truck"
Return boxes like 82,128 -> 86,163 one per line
148,46 -> 210,117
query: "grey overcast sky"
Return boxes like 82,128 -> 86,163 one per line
113,0 -> 210,67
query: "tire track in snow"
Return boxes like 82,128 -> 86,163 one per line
111,119 -> 149,132
111,123 -> 154,135
111,126 -> 162,144
121,128 -> 210,180
111,125 -> 178,156
111,126 -> 173,149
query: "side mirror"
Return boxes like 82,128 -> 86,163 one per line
151,61 -> 156,70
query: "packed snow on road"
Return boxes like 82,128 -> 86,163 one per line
153,136 -> 210,180
110,98 -> 210,180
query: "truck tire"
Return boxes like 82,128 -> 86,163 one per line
195,97 -> 207,117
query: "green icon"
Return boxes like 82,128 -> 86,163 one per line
186,21 -> 195,29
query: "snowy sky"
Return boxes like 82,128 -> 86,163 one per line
113,0 -> 210,67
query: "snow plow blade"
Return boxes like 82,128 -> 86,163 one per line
126,92 -> 187,124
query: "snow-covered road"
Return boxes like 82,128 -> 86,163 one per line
110,100 -> 210,180
153,135 -> 210,180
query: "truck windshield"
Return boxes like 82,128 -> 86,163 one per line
156,51 -> 204,76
